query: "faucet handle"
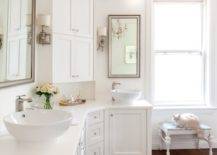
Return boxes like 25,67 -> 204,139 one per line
16,95 -> 33,102
16,95 -> 26,99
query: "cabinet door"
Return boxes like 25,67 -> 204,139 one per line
106,110 -> 146,155
53,0 -> 71,33
71,0 -> 93,38
53,35 -> 72,83
71,37 -> 93,82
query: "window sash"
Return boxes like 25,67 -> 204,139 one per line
152,0 -> 206,106
153,1 -> 204,51
153,52 -> 205,105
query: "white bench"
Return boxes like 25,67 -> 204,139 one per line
159,122 -> 213,155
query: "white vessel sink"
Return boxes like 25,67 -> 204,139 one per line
111,89 -> 142,103
4,109 -> 73,142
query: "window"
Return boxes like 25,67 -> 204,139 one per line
152,0 -> 206,105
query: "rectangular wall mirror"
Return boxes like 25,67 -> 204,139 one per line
108,15 -> 140,78
0,0 -> 35,88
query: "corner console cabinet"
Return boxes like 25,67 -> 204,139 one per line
105,109 -> 152,155
52,0 -> 94,83
77,107 -> 152,155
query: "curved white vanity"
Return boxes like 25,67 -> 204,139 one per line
0,100 -> 152,155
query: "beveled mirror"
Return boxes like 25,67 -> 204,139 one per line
0,0 -> 35,88
108,15 -> 140,78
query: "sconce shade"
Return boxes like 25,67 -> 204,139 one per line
26,14 -> 32,26
37,14 -> 51,27
98,27 -> 107,36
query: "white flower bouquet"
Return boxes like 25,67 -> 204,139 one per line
36,83 -> 59,109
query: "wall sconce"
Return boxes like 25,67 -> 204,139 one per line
0,27 -> 3,50
97,27 -> 107,51
37,14 -> 51,45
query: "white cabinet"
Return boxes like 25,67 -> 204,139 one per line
53,0 -> 93,38
52,0 -> 94,83
85,110 -> 105,155
77,107 -> 152,155
105,109 -> 152,155
52,35 -> 93,83
71,37 -> 93,82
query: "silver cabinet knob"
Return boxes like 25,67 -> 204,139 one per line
110,114 -> 114,117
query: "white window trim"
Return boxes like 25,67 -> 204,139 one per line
148,0 -> 209,107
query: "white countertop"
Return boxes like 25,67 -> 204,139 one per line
0,100 -> 152,155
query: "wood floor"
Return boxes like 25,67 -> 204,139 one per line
153,149 -> 217,155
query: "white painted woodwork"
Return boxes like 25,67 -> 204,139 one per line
85,110 -> 105,155
105,109 -> 151,155
53,0 -> 71,33
52,0 -> 94,83
86,111 -> 104,125
53,0 -> 93,38
86,123 -> 104,146
53,35 -> 72,83
73,37 -> 93,82
86,142 -> 104,155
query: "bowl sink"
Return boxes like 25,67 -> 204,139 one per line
4,109 -> 73,142
111,89 -> 142,103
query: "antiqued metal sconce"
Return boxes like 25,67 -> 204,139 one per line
37,14 -> 51,45
97,27 -> 107,51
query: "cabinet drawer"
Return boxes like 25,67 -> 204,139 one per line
86,111 -> 104,125
86,142 -> 104,155
86,123 -> 104,145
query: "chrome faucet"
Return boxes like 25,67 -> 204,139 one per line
112,81 -> 121,90
112,82 -> 121,102
15,95 -> 33,112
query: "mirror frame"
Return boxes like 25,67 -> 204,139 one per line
0,0 -> 36,88
108,15 -> 141,78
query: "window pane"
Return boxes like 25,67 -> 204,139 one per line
154,53 -> 203,103
154,2 -> 202,51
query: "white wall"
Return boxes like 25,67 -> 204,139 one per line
94,0 -> 217,149
94,0 -> 148,100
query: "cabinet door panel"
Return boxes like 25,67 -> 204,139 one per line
53,0 -> 71,33
53,35 -> 72,83
107,110 -> 146,155
73,37 -> 93,81
73,0 -> 93,37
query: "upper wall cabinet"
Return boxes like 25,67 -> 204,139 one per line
53,0 -> 93,38
52,0 -> 94,83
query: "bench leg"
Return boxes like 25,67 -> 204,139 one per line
196,138 -> 200,149
165,136 -> 171,155
208,135 -> 213,155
